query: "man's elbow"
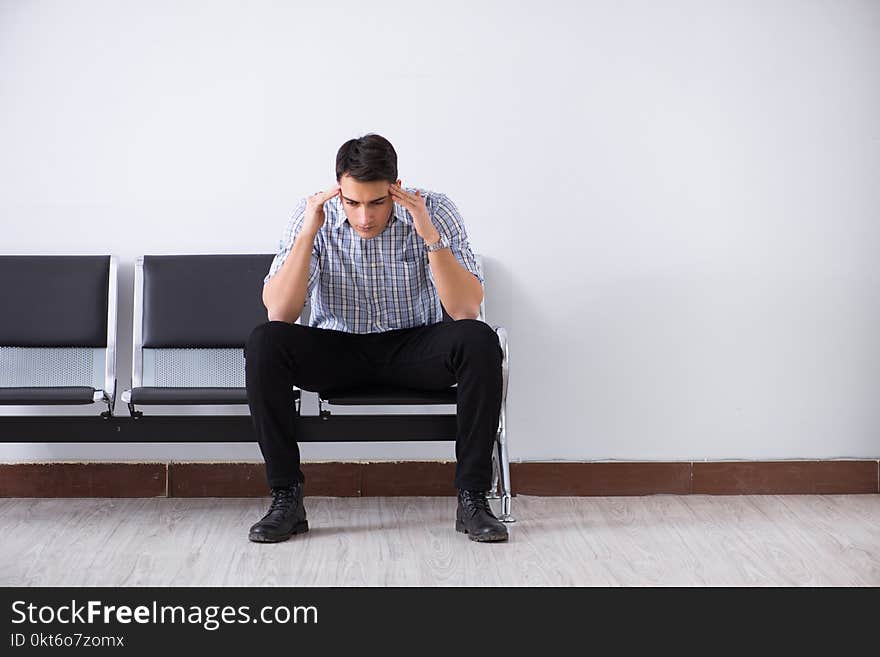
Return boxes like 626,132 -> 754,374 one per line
266,305 -> 300,323
459,285 -> 483,320
449,307 -> 481,321
449,289 -> 483,320
266,312 -> 298,324
262,285 -> 298,323
265,302 -> 299,324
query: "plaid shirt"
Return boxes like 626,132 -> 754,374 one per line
264,187 -> 483,333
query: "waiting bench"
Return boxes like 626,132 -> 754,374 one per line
0,253 -> 513,521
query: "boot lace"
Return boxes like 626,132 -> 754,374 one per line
268,486 -> 298,514
460,490 -> 492,517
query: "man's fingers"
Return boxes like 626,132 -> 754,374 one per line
389,185 -> 418,205
310,186 -> 340,204
390,190 -> 411,205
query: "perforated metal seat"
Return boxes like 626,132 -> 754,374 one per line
0,255 -> 118,415
121,254 -> 300,415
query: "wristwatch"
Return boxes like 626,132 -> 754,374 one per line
426,235 -> 450,253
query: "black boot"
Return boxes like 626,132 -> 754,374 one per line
248,482 -> 309,543
455,489 -> 509,542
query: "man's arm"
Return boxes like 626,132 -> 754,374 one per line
262,225 -> 320,323
427,248 -> 483,320
388,184 -> 483,320
263,185 -> 340,323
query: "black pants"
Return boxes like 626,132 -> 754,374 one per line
244,318 -> 503,492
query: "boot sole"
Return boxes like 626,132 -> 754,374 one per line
248,520 -> 309,543
455,518 -> 508,542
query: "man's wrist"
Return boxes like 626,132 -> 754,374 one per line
425,234 -> 450,253
423,231 -> 442,247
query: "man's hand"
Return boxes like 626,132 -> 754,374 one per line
389,184 -> 441,244
304,185 -> 341,234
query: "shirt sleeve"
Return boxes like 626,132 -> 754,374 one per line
263,198 -> 321,304
429,193 -> 484,284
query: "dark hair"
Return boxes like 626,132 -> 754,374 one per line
335,133 -> 398,183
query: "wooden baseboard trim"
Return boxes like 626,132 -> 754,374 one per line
0,463 -> 167,497
0,460 -> 877,497
691,460 -> 879,495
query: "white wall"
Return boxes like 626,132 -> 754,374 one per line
1,0 -> 879,463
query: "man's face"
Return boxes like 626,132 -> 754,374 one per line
338,174 -> 400,240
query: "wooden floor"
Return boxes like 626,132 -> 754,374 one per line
1,495 -> 878,586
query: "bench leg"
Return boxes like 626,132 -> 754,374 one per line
487,449 -> 501,499
496,404 -> 515,523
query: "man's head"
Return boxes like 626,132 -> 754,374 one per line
335,133 -> 401,240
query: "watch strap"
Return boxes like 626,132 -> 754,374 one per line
426,236 -> 449,252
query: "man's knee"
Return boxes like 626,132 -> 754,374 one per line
450,319 -> 502,361
245,320 -> 295,360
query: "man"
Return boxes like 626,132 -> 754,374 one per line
244,133 -> 507,544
